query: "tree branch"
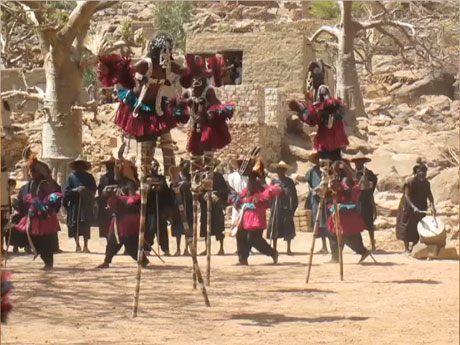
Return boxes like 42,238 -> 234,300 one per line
59,1 -> 101,46
94,1 -> 117,13
309,25 -> 340,42
1,89 -> 44,103
358,19 -> 415,36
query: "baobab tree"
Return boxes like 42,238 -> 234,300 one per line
0,1 -> 122,185
309,1 -> 415,118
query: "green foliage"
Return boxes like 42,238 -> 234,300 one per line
42,1 -> 77,25
120,18 -> 133,41
153,1 -> 194,51
82,66 -> 96,88
310,1 -> 340,20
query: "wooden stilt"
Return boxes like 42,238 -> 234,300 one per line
333,195 -> 344,281
191,155 -> 202,289
170,166 -> 210,307
204,151 -> 214,286
306,197 -> 325,284
133,141 -> 153,318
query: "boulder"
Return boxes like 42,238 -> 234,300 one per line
436,247 -> 459,260
289,145 -> 310,161
412,243 -> 440,259
393,72 -> 455,104
431,167 -> 459,204
343,136 -> 373,155
376,171 -> 405,193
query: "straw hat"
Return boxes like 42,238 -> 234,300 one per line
350,154 -> 371,163
69,154 -> 91,170
275,160 -> 289,170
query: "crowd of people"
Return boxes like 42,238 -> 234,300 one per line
0,33 -> 438,323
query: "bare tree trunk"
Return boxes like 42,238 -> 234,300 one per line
336,2 -> 365,122
41,48 -> 84,186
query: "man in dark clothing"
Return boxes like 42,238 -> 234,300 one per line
171,159 -> 193,256
305,152 -> 329,254
199,165 -> 229,256
396,159 -> 436,254
97,156 -> 116,241
63,156 -> 97,253
351,156 -> 378,251
267,161 -> 298,255
146,159 -> 173,256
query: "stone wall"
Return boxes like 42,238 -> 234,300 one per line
214,84 -> 287,165
186,30 -> 315,96
1,68 -> 46,112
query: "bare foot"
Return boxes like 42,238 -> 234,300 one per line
76,246 -> 82,253
287,250 -> 293,256
217,248 -> 225,256
199,249 -> 207,256
83,247 -> 90,254
97,262 -> 110,269
173,250 -> 181,257
42,265 -> 53,271
183,249 -> 190,256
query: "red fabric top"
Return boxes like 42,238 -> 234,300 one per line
327,182 -> 366,235
15,193 -> 61,236
298,99 -> 349,152
234,185 -> 281,230
107,194 -> 141,237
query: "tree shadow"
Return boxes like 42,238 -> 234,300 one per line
230,312 -> 369,327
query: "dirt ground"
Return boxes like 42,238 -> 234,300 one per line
1,227 -> 458,345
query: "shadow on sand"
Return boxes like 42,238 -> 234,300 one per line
230,312 -> 369,327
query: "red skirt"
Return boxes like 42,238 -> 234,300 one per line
315,121 -> 349,152
108,213 -> 140,237
327,210 -> 366,236
16,214 -> 60,236
114,102 -> 177,141
186,102 -> 233,155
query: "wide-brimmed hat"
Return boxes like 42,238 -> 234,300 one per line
350,155 -> 371,163
275,161 -> 289,169
308,152 -> 320,164
69,155 -> 91,170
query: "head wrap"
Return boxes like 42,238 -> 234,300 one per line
413,159 -> 428,175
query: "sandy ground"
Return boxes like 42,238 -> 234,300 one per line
1,227 -> 458,345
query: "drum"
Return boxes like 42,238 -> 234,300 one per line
417,216 -> 446,246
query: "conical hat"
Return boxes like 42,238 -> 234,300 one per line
69,154 -> 91,170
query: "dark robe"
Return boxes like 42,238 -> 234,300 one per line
146,175 -> 173,251
171,172 -> 193,237
356,168 -> 378,232
63,171 -> 97,238
305,166 -> 329,238
396,177 -> 431,244
199,172 -> 229,241
267,176 -> 298,241
97,171 -> 116,238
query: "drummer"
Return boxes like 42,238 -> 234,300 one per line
395,159 -> 436,255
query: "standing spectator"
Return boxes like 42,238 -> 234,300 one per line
63,156 -> 97,253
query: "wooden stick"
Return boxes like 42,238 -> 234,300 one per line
170,166 -> 210,307
76,194 -> 82,245
155,189 -> 160,258
191,155 -> 201,289
306,197 -> 325,284
133,142 -> 152,318
204,151 -> 214,287
333,195 -> 344,281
